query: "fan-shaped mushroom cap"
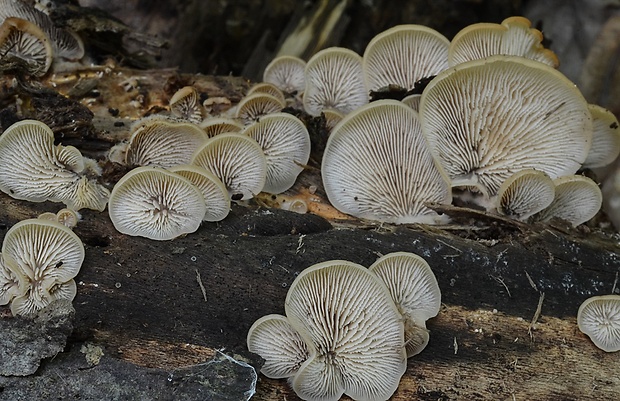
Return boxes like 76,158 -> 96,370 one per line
169,86 -> 203,123
495,169 -> 555,220
322,100 -> 451,224
449,16 -> 559,68
191,133 -> 267,200
0,253 -> 27,306
534,175 -> 602,226
199,117 -> 244,138
419,55 -> 592,197
125,116 -> 208,169
263,55 -> 306,94
285,260 -> 406,401
303,47 -> 368,116
108,167 -> 207,240
247,314 -> 310,379
244,113 -> 311,194
247,82 -> 286,104
0,16 -> 52,76
401,94 -> 421,112
235,93 -> 285,125
362,24 -> 449,92
369,252 -> 441,357
583,104 -> 620,169
168,165 -> 230,222
577,295 -> 620,352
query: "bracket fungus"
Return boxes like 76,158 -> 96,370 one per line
108,167 -> 207,240
199,117 -> 244,138
168,165 -> 230,222
0,16 -> 52,76
169,86 -> 203,124
577,295 -> 620,352
235,93 -> 285,125
583,104 -> 620,169
362,24 -> 450,92
448,16 -> 559,68
244,113 -> 311,194
322,100 -> 451,224
303,47 -> 368,116
495,169 -> 555,221
262,55 -> 306,95
419,55 -> 592,198
191,133 -> 267,200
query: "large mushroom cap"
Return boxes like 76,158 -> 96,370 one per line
322,99 -> 451,224
495,169 -> 555,220
583,104 -> 620,169
419,55 -> 592,197
108,166 -> 207,240
0,16 -> 53,76
369,252 -> 441,357
285,260 -> 406,401
362,24 -> 450,92
263,55 -> 306,94
577,295 -> 620,352
244,113 -> 311,194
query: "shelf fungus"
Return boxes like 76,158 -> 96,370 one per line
322,100 -> 451,224
0,16 -> 53,76
362,24 -> 450,92
169,86 -> 203,124
533,175 -> 602,227
303,47 -> 368,116
1,218 -> 84,316
495,169 -> 555,221
235,93 -> 285,125
262,55 -> 306,95
199,117 -> 244,138
577,295 -> 620,352
244,113 -> 311,194
108,167 -> 207,240
448,16 -> 559,68
582,104 -> 620,169
0,119 -> 109,211
191,133 -> 267,200
419,55 -> 592,199
124,116 -> 208,169
369,252 -> 441,357
168,165 -> 230,222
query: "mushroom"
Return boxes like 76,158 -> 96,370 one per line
495,169 -> 555,221
263,55 -> 306,95
198,117 -> 244,138
533,175 -> 602,227
108,166 -> 207,240
235,93 -> 285,125
322,100 -> 451,224
0,16 -> 52,76
247,82 -> 286,104
362,24 -> 450,92
401,94 -> 421,112
1,218 -> 84,315
285,260 -> 406,401
369,252 -> 441,357
191,133 -> 267,200
246,314 -> 310,379
168,164 -> 230,222
448,16 -> 559,68
419,55 -> 592,199
303,47 -> 368,116
243,113 -> 311,194
169,86 -> 203,124
0,253 -> 27,306
322,109 -> 344,133
125,116 -> 208,169
577,295 -> 620,352
56,208 -> 80,228
582,104 -> 620,169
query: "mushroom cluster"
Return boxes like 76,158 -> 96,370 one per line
247,251 -> 440,401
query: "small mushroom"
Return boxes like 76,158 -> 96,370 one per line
56,208 -> 80,228
533,175 -> 602,226
0,253 -> 27,306
191,133 -> 267,200
199,117 -> 244,138
495,169 -> 555,220
235,93 -> 285,125
169,86 -> 203,123
108,166 -> 207,240
0,16 -> 53,76
303,47 -> 368,116
369,252 -> 441,357
247,82 -> 286,104
263,55 -> 306,95
577,295 -> 620,352
582,104 -> 620,169
244,113 -> 311,194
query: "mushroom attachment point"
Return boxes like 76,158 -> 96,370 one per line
577,295 -> 620,352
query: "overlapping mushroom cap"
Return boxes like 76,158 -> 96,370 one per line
419,55 -> 592,198
199,117 -> 244,138
495,169 -> 555,221
322,100 -> 451,224
583,104 -> 620,169
0,252 -> 26,306
235,93 -> 285,125
263,55 -> 306,95
169,86 -> 203,123
577,295 -> 620,352
0,16 -> 52,76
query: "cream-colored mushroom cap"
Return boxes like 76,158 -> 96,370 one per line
369,252 -> 441,357
362,24 -> 449,92
285,260 -> 406,401
108,166 -> 207,240
247,314 -> 310,379
263,55 -> 306,94
419,55 -> 592,197
303,47 -> 368,116
235,93 -> 285,125
198,117 -> 244,138
125,116 -> 208,169
583,104 -> 620,169
534,175 -> 602,227
191,133 -> 267,200
401,94 -> 421,112
247,82 -> 286,104
577,295 -> 620,352
0,16 -> 52,76
169,86 -> 203,123
449,16 -> 559,68
0,253 -> 27,306
168,164 -> 230,222
244,113 -> 310,194
56,208 -> 80,228
322,100 -> 451,224
495,169 -> 555,220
